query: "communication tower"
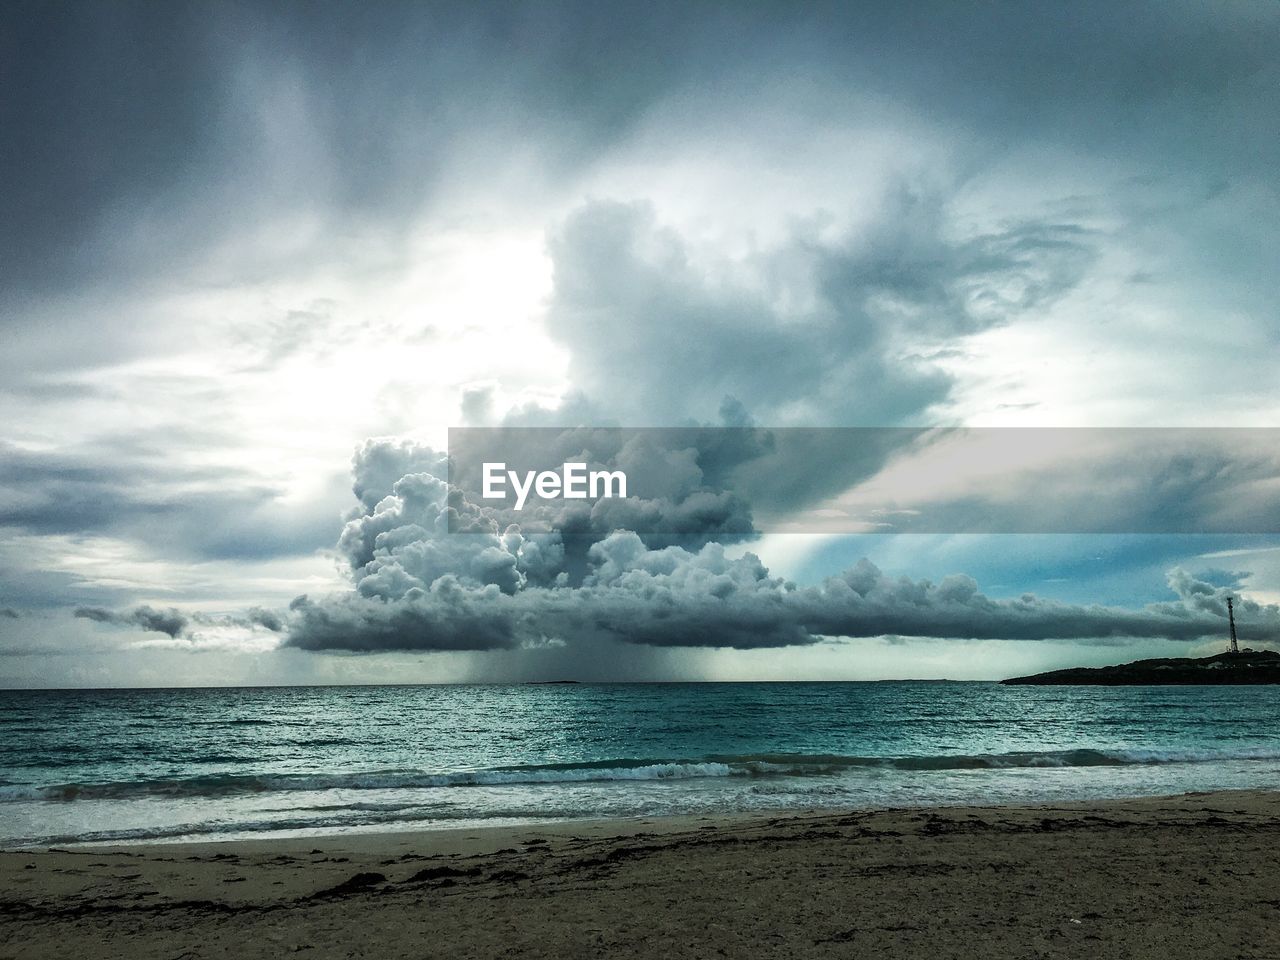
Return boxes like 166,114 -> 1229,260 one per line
1227,596 -> 1239,654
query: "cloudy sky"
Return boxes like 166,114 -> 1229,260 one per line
2,0 -> 1278,687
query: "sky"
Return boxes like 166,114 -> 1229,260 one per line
1,0 -> 1279,687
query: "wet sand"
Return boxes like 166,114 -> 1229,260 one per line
3,790 -> 1280,959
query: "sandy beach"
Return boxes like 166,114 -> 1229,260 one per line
2,790 -> 1278,959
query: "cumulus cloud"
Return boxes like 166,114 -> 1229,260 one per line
344,435 -> 758,598
286,527 -> 1280,653
1157,567 -> 1271,623
281,445 -> 1280,654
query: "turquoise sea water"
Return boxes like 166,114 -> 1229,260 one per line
2,682 -> 1279,847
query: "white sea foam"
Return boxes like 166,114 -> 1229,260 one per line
6,747 -> 1280,804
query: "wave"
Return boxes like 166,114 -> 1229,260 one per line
4,745 -> 1279,803
7,804 -> 592,848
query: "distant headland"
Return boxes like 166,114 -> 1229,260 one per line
1002,650 -> 1280,685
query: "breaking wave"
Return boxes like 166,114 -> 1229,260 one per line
5,745 -> 1280,803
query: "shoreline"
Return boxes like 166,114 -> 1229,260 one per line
8,785 -> 1279,859
4,789 -> 1280,958
0,782 -> 1269,853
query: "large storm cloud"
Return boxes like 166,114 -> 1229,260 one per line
287,528 -> 1280,653
282,440 -> 1280,653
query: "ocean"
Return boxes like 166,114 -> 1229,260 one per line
2,682 -> 1279,848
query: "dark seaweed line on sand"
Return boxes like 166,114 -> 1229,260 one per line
6,808 -> 1279,922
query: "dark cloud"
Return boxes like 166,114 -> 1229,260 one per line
0,608 -> 19,619
1,1 -> 228,294
286,530 -> 1280,653
0,551 -> 136,614
72,603 -> 294,641
246,607 -> 285,633
282,445 -> 1280,653
0,0 -> 718,303
75,605 -> 189,639
286,580 -> 518,653
4,0 -> 1272,303
0,441 -> 340,561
